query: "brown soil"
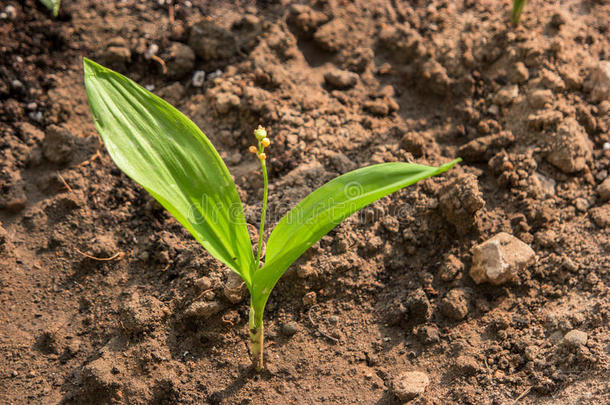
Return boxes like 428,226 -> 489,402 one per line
1,0 -> 609,404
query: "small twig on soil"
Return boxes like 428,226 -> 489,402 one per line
57,172 -> 73,193
308,304 -> 339,343
168,3 -> 174,24
77,150 -> 102,168
76,249 -> 124,261
151,54 -> 167,74
195,288 -> 214,301
511,386 -> 532,404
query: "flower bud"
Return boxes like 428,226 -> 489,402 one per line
261,137 -> 270,147
258,152 -> 267,161
254,125 -> 267,141
249,145 -> 258,154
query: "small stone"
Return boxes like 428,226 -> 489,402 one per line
440,289 -> 469,320
545,118 -> 592,173
597,178 -> 610,202
223,270 -> 247,304
494,85 -> 519,106
392,371 -> 430,401
400,132 -> 427,158
188,20 -> 237,62
194,276 -> 212,292
215,93 -> 240,114
590,205 -> 610,228
192,70 -> 205,87
324,69 -> 358,90
584,61 -> 610,103
156,82 -> 185,104
574,198 -> 589,212
562,330 -> 588,347
469,232 -> 536,285
439,174 -> 486,235
407,289 -> 432,324
509,62 -> 529,84
454,355 -> 480,376
363,100 -> 390,116
281,321 -> 298,336
42,125 -> 74,164
165,42 -> 195,79
4,5 -> 17,20
144,43 -> 159,59
184,300 -> 223,319
528,89 -> 553,110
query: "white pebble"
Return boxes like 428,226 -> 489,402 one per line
144,44 -> 159,60
5,5 -> 16,19
145,84 -> 155,91
208,69 -> 223,80
29,111 -> 43,122
192,70 -> 205,87
604,142 -> 610,151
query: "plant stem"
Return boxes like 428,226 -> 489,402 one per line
256,148 -> 269,270
511,0 -> 527,26
249,304 -> 264,370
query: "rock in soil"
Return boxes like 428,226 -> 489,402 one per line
597,178 -> 610,202
407,289 -> 432,324
439,174 -> 485,235
223,270 -> 247,304
184,300 -> 223,320
440,289 -> 469,320
392,371 -> 430,401
562,330 -> 588,347
281,321 -> 298,337
589,205 -> 610,228
188,20 -> 237,63
584,61 -> 610,102
42,124 -> 74,164
469,232 -> 536,285
324,68 -> 358,90
544,118 -> 592,173
164,42 -> 195,79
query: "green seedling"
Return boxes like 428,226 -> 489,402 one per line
83,58 -> 461,370
511,0 -> 527,25
39,0 -> 60,17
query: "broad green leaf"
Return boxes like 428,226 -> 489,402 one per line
40,0 -> 60,16
251,159 -> 461,312
83,58 -> 255,284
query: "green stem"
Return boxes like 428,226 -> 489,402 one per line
249,303 -> 264,370
256,147 -> 269,269
511,0 -> 527,26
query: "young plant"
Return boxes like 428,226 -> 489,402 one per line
511,0 -> 527,26
39,0 -> 60,17
83,58 -> 461,370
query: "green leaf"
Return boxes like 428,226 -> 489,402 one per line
251,159 -> 461,313
39,0 -> 60,16
83,58 -> 255,284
